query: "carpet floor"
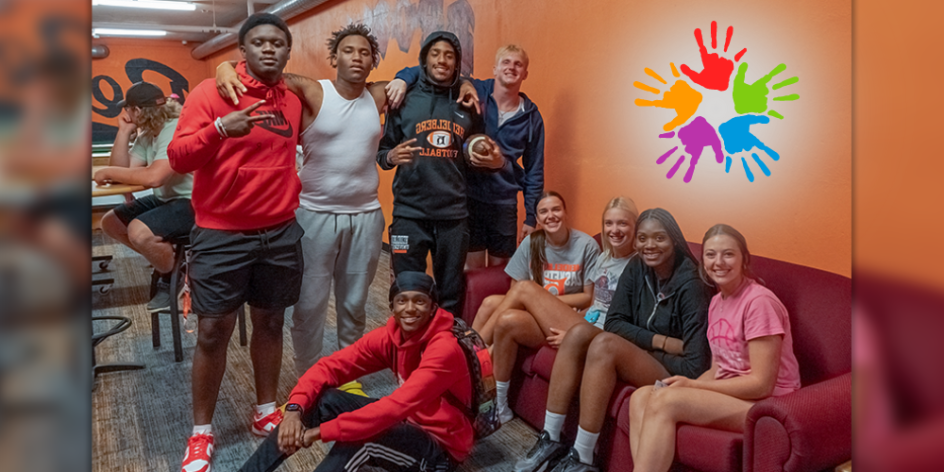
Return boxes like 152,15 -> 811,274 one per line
91,231 -> 538,472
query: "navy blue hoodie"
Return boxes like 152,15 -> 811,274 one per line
377,31 -> 485,220
394,69 -> 545,227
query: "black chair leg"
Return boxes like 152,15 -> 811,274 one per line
152,312 -> 161,348
169,243 -> 185,362
238,304 -> 248,346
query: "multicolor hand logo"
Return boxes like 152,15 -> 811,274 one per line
657,116 -> 723,183
718,114 -> 780,182
732,62 -> 800,118
634,63 -> 703,132
680,21 -> 747,92
636,21 -> 799,184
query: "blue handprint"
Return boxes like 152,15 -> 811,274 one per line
718,114 -> 780,182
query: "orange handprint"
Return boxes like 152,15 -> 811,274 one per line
634,63 -> 703,132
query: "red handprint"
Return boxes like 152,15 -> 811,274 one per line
680,21 -> 747,92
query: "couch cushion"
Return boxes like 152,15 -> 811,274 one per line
676,425 -> 743,472
461,264 -> 511,324
530,345 -> 558,379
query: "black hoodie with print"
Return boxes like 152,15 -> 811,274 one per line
377,31 -> 485,220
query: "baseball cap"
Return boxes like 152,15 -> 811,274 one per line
389,271 -> 438,304
117,81 -> 166,108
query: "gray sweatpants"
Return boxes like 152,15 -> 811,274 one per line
290,207 -> 384,377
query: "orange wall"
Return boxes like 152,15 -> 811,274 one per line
854,0 -> 944,291
204,0 -> 851,277
92,38 -> 210,141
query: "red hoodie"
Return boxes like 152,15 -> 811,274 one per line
287,308 -> 474,462
167,62 -> 301,231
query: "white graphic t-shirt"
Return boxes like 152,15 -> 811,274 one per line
583,253 -> 633,328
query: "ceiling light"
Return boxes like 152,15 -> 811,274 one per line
92,28 -> 169,37
92,0 -> 196,11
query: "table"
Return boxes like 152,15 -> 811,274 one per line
91,166 -> 146,197
93,182 -> 147,197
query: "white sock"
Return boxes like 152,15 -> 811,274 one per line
543,411 -> 566,442
496,380 -> 510,410
254,401 -> 277,417
192,424 -> 212,436
573,427 -> 599,465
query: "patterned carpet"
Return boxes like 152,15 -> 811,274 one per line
91,231 -> 538,472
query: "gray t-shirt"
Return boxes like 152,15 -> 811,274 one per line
130,119 -> 192,201
505,229 -> 600,295
584,253 -> 634,328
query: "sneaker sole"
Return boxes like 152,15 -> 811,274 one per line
147,304 -> 173,314
251,426 -> 272,437
514,461 -> 550,472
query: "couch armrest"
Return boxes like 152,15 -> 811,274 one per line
461,265 -> 512,324
744,372 -> 851,472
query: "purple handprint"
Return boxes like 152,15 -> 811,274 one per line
657,116 -> 723,183
718,114 -> 780,182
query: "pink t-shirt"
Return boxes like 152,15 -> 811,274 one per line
707,278 -> 801,396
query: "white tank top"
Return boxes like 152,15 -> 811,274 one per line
298,80 -> 382,213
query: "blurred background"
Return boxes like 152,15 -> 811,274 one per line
0,0 -> 939,471
0,1 -> 90,472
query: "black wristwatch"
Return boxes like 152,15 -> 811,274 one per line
285,403 -> 304,415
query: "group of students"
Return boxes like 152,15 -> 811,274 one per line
469,192 -> 801,472
91,11 -> 801,472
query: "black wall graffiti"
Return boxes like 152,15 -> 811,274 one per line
92,58 -> 190,143
355,0 -> 476,76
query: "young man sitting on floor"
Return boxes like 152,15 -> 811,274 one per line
237,271 -> 474,472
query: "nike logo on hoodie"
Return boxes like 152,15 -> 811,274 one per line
254,109 -> 294,138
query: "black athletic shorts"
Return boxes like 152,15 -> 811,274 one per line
112,195 -> 195,241
188,219 -> 304,317
467,198 -> 517,258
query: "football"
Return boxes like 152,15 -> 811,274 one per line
465,134 -> 492,159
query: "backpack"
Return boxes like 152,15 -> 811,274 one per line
443,317 -> 501,439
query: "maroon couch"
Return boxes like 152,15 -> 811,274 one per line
461,243 -> 851,472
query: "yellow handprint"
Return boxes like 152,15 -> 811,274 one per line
634,63 -> 703,132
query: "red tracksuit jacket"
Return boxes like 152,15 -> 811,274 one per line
287,308 -> 474,461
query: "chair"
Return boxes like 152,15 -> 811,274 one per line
92,315 -> 144,388
151,235 -> 247,362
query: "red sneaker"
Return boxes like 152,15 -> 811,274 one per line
251,409 -> 283,437
181,433 -> 213,472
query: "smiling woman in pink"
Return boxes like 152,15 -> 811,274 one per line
627,224 -> 800,472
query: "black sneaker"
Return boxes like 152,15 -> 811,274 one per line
146,279 -> 173,313
548,448 -> 599,472
514,431 -> 568,472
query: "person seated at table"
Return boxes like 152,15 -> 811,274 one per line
627,224 -> 800,472
472,191 -> 600,345
236,271 -> 474,472
514,208 -> 712,472
489,196 -> 638,424
94,81 -> 194,312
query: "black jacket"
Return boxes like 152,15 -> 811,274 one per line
604,253 -> 713,378
377,31 -> 485,220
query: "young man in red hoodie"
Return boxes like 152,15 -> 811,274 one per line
167,13 -> 303,472
236,271 -> 473,472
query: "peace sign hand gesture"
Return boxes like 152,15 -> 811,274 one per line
220,100 -> 273,138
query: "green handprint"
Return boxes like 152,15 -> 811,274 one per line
634,63 -> 703,132
732,62 -> 799,119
